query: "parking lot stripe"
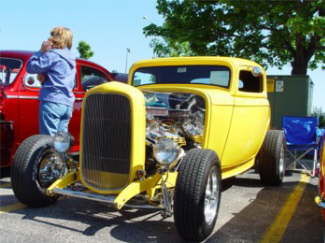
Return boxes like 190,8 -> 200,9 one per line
0,203 -> 25,214
260,174 -> 310,243
0,183 -> 11,188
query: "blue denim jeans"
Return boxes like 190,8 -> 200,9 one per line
39,101 -> 73,136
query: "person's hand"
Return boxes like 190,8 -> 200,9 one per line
37,74 -> 46,84
40,40 -> 52,52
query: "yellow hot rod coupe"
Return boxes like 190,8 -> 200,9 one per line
11,57 -> 285,242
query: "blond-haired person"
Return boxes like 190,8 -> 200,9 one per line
27,27 -> 76,136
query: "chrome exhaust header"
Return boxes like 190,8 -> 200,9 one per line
53,187 -> 162,210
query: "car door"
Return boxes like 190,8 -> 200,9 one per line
17,72 -> 42,145
0,57 -> 23,167
69,63 -> 113,152
18,69 -> 80,153
221,67 -> 270,168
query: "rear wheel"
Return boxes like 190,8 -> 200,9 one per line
11,135 -> 67,207
258,130 -> 285,186
174,149 -> 221,242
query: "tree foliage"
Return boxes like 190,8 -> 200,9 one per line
144,0 -> 325,75
77,41 -> 94,59
312,107 -> 325,128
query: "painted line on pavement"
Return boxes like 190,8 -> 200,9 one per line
0,182 -> 26,213
0,183 -> 11,188
260,174 -> 310,243
0,202 -> 26,214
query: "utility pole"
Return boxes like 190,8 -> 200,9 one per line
125,48 -> 130,73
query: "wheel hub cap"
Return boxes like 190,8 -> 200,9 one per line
204,166 -> 219,225
38,151 -> 67,188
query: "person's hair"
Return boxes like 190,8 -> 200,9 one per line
49,27 -> 73,49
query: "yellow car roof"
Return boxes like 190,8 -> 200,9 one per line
131,56 -> 261,69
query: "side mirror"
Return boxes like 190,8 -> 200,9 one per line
251,66 -> 262,77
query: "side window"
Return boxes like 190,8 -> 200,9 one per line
238,70 -> 263,93
81,66 -> 109,91
0,58 -> 23,86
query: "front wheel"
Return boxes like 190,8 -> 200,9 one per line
174,149 -> 221,242
11,135 -> 67,207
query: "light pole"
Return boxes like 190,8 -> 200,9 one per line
125,48 -> 130,73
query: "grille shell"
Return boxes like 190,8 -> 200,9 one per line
81,93 -> 131,191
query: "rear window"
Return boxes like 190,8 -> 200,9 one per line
0,58 -> 23,86
132,65 -> 230,88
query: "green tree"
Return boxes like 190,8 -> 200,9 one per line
312,107 -> 325,127
77,41 -> 94,59
150,38 -> 195,57
144,0 -> 325,75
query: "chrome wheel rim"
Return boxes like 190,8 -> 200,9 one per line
38,150 -> 67,188
279,146 -> 285,178
204,166 -> 219,225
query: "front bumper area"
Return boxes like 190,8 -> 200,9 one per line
47,171 -> 178,210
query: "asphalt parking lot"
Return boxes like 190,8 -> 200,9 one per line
0,169 -> 324,243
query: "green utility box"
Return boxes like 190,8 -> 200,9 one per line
267,75 -> 314,129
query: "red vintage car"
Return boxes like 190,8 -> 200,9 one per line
316,134 -> 325,219
0,50 -> 120,168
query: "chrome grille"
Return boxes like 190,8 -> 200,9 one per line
81,94 -> 131,191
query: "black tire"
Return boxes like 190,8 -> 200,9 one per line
11,135 -> 63,207
258,130 -> 285,186
174,149 -> 221,242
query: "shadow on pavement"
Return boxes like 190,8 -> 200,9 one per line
1,172 -> 323,243
0,167 -> 10,179
206,176 -> 324,243
7,197 -> 182,243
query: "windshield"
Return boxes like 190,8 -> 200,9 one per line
132,65 -> 230,88
0,58 -> 23,86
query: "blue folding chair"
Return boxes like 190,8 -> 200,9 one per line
282,116 -> 321,176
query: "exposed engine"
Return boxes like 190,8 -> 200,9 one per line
145,91 -> 205,147
143,91 -> 206,174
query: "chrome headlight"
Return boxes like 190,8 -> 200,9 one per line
53,132 -> 71,153
153,137 -> 181,165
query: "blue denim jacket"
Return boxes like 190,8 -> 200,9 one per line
27,49 -> 76,107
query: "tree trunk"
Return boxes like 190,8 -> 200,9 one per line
290,35 -> 310,75
291,59 -> 308,75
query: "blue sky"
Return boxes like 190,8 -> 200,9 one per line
1,0 -> 324,110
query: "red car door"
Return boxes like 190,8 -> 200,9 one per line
0,57 -> 23,167
17,71 -> 42,148
19,69 -> 82,154
69,61 -> 114,153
